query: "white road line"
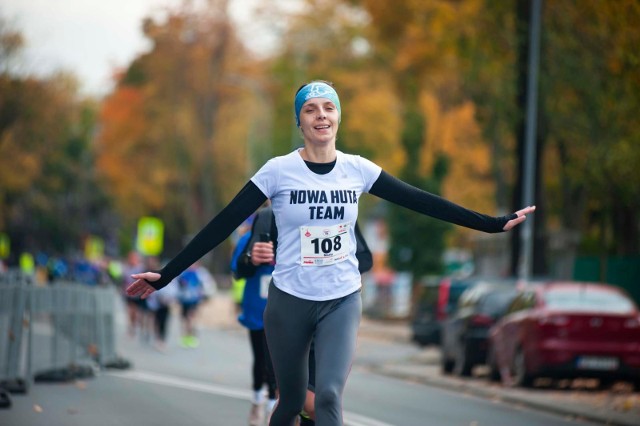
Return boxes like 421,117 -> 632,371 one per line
108,370 -> 395,426
108,369 -> 251,400
345,412 -> 396,426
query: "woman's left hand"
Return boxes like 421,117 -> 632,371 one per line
503,206 -> 536,231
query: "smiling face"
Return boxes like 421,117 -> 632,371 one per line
299,97 -> 340,146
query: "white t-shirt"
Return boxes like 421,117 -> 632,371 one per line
251,149 -> 382,301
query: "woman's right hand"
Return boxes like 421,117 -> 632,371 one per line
125,272 -> 160,299
250,242 -> 274,266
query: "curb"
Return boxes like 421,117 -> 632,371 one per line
371,364 -> 638,426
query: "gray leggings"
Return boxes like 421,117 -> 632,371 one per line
264,284 -> 362,426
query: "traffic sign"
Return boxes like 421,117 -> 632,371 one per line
136,217 -> 164,256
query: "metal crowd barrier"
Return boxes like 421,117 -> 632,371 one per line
0,272 -> 128,408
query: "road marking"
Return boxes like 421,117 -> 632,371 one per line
108,370 -> 395,426
345,412 -> 396,426
108,369 -> 251,400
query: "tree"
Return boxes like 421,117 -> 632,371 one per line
456,0 -> 640,276
355,0 -> 465,277
96,0 -> 257,269
0,28 -> 108,259
542,0 -> 640,256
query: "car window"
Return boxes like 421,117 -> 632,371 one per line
479,290 -> 517,316
457,288 -> 478,309
505,295 -> 523,314
446,283 -> 470,312
506,291 -> 534,314
523,292 -> 537,309
543,287 -> 636,313
449,284 -> 470,302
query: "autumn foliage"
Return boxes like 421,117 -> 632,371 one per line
1,0 -> 638,275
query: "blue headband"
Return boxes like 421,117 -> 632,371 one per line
294,82 -> 341,126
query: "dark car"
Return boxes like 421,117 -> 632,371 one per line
488,281 -> 640,388
411,276 -> 491,347
440,281 -> 518,376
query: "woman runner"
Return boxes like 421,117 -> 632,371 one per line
126,80 -> 535,426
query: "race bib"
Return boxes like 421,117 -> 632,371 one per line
300,223 -> 351,266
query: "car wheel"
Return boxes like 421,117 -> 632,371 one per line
453,343 -> 473,377
598,378 -> 617,390
441,352 -> 455,375
487,346 -> 500,382
512,347 -> 534,388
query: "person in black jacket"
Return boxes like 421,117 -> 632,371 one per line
231,205 -> 278,425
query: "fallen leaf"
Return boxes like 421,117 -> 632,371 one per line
621,398 -> 635,412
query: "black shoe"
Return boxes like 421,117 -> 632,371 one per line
299,414 -> 315,425
0,388 -> 12,409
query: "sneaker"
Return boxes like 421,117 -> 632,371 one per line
180,336 -> 190,348
186,335 -> 200,348
249,403 -> 264,426
299,413 -> 315,425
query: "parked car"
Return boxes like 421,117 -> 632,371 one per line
440,281 -> 518,376
411,276 -> 479,346
488,281 -> 640,388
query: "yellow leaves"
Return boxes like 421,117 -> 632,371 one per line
422,94 -> 495,215
95,86 -> 153,216
362,0 -> 460,76
342,80 -> 404,173
92,1 -> 261,243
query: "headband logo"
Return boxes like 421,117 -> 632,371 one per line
305,83 -> 335,101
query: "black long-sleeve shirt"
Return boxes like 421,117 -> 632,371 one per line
149,168 -> 515,290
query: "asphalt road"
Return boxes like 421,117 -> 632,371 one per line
0,298 -> 606,426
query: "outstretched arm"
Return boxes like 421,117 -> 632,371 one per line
126,181 -> 268,299
369,170 -> 534,233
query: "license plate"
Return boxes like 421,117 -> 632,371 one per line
576,356 -> 619,370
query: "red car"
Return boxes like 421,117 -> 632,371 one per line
487,281 -> 640,388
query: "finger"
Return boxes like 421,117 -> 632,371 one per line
141,287 -> 155,300
126,282 -> 144,297
517,205 -> 536,216
131,271 -> 161,282
126,279 -> 151,296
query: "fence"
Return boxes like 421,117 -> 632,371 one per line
0,271 -> 127,408
573,256 -> 640,305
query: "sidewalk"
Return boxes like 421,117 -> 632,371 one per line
359,317 -> 640,426
200,292 -> 640,426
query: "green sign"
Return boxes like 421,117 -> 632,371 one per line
85,235 -> 105,261
136,216 -> 164,256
